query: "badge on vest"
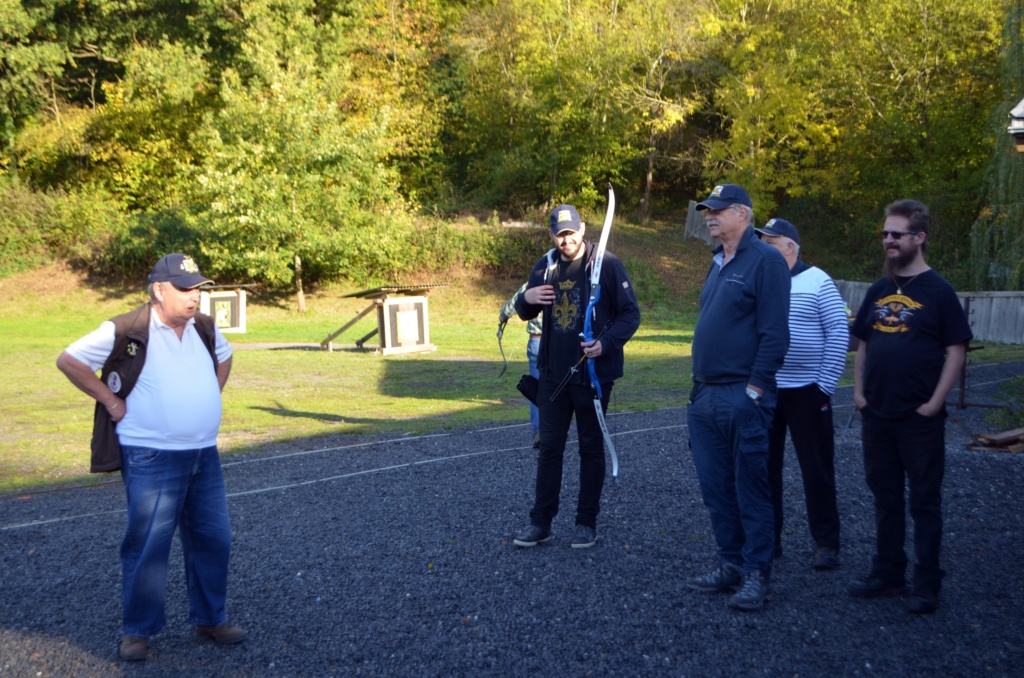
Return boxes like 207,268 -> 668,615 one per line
127,341 -> 138,356
107,372 -> 122,394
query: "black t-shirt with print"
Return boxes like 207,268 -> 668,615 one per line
851,269 -> 973,418
545,256 -> 588,385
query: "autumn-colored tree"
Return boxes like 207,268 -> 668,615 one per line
449,0 -> 643,212
691,0 -> 1002,283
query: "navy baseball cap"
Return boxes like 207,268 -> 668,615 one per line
148,253 -> 214,289
550,204 -> 583,235
695,184 -> 753,211
755,218 -> 800,245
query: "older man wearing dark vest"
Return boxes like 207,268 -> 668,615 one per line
57,253 -> 245,661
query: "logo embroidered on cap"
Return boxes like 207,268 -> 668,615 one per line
710,185 -> 724,197
180,256 -> 200,273
558,209 -> 573,223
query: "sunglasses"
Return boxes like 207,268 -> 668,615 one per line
880,230 -> 921,240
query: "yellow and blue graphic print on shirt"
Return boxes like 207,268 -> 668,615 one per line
553,278 -> 582,333
871,292 -> 923,333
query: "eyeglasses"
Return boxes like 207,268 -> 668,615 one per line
880,230 -> 921,240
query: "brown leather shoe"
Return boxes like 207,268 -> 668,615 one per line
119,635 -> 149,661
195,621 -> 247,645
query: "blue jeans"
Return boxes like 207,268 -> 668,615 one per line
687,382 -> 775,575
527,335 -> 541,434
119,445 -> 233,637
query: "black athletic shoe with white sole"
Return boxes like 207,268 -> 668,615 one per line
513,525 -> 553,547
569,524 -> 597,549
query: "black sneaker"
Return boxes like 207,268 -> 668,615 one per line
686,563 -> 742,592
847,575 -> 906,598
570,524 -> 597,549
729,571 -> 771,611
513,525 -> 552,547
907,590 -> 939,614
811,547 -> 840,571
532,432 -> 541,449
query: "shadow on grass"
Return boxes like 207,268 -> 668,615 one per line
629,332 -> 693,344
243,353 -> 693,429
248,401 -> 388,426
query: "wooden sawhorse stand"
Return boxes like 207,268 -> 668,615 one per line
321,284 -> 447,354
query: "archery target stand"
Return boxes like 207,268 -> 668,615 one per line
322,284 -> 448,355
199,285 -> 255,333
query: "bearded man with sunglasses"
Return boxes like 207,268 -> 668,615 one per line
57,253 -> 245,661
849,200 -> 972,614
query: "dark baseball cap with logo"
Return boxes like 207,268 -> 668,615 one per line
695,184 -> 753,211
550,204 -> 583,235
148,253 -> 214,289
755,218 -> 800,245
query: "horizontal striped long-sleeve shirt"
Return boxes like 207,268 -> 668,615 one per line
777,262 -> 849,395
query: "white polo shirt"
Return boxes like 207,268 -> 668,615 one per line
66,311 -> 233,450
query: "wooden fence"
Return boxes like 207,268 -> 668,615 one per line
835,280 -> 1024,345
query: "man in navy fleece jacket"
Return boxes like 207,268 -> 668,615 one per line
684,184 -> 791,612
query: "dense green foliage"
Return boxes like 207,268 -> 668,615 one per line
978,79 -> 1024,443
971,0 -> 1024,291
1,0 -> 1020,296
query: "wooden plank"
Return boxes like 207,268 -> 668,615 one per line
976,428 -> 1024,446
321,302 -> 377,348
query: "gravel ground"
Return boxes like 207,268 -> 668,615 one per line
2,362 -> 1023,677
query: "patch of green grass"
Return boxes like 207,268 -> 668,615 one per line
983,374 -> 1024,431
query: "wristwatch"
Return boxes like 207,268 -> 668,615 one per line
745,386 -> 760,401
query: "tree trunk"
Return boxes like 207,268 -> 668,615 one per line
641,148 -> 654,225
295,253 -> 306,313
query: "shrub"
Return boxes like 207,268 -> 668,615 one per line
405,215 -> 549,280
0,179 -> 55,277
0,179 -> 127,278
94,209 -> 202,283
49,186 -> 128,264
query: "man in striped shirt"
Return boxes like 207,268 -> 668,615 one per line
756,219 -> 849,571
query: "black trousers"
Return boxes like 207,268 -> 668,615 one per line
860,408 -> 946,593
528,380 -> 611,530
768,384 -> 841,551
